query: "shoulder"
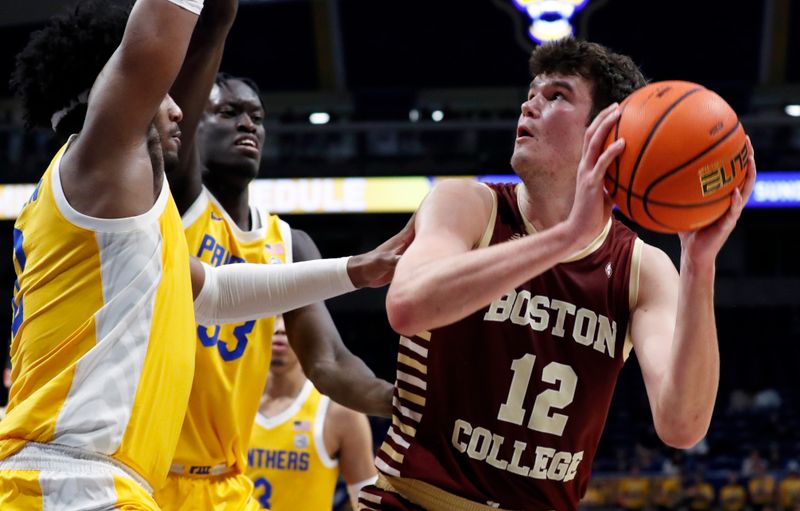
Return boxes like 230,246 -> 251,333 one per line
324,399 -> 368,437
425,179 -> 494,210
416,179 -> 496,241
290,228 -> 321,262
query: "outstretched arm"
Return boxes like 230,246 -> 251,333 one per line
187,218 -> 414,324
632,137 -> 757,448
63,0 -> 202,217
285,230 -> 393,417
168,0 -> 238,212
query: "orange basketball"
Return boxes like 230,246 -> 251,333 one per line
604,81 -> 748,233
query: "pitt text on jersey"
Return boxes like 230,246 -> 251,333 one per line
197,233 -> 245,267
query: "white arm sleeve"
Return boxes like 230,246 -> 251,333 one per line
193,258 -> 356,325
166,0 -> 203,15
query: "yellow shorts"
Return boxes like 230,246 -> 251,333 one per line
154,471 -> 260,511
0,443 -> 158,511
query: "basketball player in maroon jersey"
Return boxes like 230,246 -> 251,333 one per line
359,38 -> 757,511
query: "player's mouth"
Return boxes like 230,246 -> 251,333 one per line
170,130 -> 182,149
233,135 -> 260,157
516,125 -> 535,142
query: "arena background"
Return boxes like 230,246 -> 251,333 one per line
0,1 -> 799,509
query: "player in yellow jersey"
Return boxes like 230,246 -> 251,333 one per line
247,316 -> 378,510
3,0 -> 410,508
149,0 -> 399,508
2,0 -> 204,507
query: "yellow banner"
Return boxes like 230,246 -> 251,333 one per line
0,177 -> 437,219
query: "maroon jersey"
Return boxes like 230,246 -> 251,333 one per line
376,183 -> 641,511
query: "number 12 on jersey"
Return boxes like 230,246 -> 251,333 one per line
497,354 -> 577,436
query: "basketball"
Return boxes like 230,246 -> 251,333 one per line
604,81 -> 748,233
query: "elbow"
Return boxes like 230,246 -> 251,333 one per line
304,359 -> 333,396
386,286 -> 423,337
654,419 -> 709,450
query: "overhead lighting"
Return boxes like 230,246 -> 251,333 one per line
431,110 -> 445,122
785,104 -> 800,117
309,112 -> 331,125
511,0 -> 590,44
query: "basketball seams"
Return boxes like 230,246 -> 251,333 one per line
610,181 -> 733,208
624,87 -> 704,222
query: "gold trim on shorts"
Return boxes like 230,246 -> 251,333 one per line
377,474 -> 536,511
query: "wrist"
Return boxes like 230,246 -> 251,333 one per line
345,255 -> 364,288
680,252 -> 715,282
549,221 -> 586,257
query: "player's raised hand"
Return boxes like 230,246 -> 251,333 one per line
564,102 -> 624,249
679,136 -> 757,266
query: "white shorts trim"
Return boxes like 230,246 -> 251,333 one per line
0,442 -> 152,495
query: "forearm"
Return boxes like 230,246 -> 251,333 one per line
387,222 -> 577,335
657,258 -> 719,443
307,351 -> 393,417
192,258 -> 355,324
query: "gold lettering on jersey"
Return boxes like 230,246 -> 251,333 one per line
451,419 -> 583,482
484,291 -> 617,358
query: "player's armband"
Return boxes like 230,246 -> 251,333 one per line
166,0 -> 203,15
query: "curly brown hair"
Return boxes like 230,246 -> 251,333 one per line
9,0 -> 132,137
530,38 -> 648,123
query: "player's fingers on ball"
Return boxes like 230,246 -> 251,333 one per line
584,102 -> 618,152
594,139 -> 625,177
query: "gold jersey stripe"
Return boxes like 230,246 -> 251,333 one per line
392,415 -> 417,437
415,330 -> 432,341
397,388 -> 426,407
397,353 -> 427,375
380,442 -> 405,463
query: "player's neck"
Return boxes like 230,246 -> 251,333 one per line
204,175 -> 252,230
518,180 -> 575,231
266,365 -> 306,400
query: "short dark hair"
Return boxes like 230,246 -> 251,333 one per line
214,73 -> 265,111
10,0 -> 131,137
530,38 -> 648,122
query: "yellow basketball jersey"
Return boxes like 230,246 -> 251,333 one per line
0,141 -> 196,489
247,381 -> 339,511
171,188 -> 291,475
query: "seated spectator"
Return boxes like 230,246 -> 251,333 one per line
779,461 -> 800,511
750,461 -> 777,511
744,450 -> 767,477
685,471 -> 714,511
652,472 -> 682,511
580,477 -> 609,509
720,472 -> 747,511
617,464 -> 650,511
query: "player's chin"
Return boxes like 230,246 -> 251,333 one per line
510,149 -> 533,173
227,156 -> 260,177
163,151 -> 181,174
